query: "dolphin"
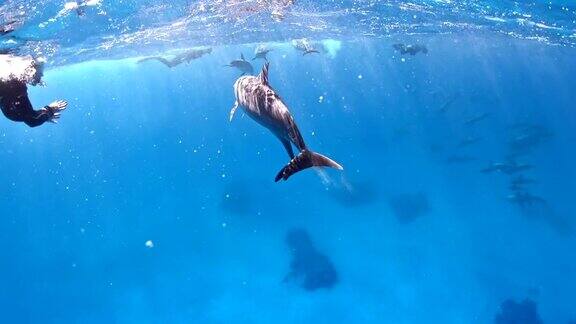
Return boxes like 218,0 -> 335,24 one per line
436,92 -> 460,114
253,47 -> 272,61
481,161 -> 533,175
507,191 -> 547,207
511,175 -> 537,186
229,63 -> 343,181
302,48 -> 320,55
138,47 -> 212,68
292,39 -> 321,56
224,53 -> 254,75
464,112 -> 491,126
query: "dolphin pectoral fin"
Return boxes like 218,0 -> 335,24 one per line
229,101 -> 239,122
275,149 -> 343,182
279,137 -> 295,159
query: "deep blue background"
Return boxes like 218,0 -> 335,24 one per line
0,35 -> 575,323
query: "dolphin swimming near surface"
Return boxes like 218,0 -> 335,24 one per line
138,48 -> 212,68
302,48 -> 320,55
229,63 -> 343,181
253,46 -> 272,61
292,39 -> 321,56
224,53 -> 254,75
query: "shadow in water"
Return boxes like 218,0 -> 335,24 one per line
388,192 -> 430,224
220,180 -> 254,216
494,298 -> 543,324
283,228 -> 338,292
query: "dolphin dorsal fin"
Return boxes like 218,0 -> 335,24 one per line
240,53 -> 245,61
259,62 -> 270,85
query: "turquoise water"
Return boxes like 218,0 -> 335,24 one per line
1,1 -> 576,323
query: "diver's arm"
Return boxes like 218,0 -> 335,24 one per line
24,100 -> 68,127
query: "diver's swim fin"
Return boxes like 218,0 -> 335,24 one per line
275,149 -> 343,182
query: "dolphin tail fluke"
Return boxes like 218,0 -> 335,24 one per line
275,149 -> 343,182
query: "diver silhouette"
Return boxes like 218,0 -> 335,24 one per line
0,21 -> 17,36
0,55 -> 68,127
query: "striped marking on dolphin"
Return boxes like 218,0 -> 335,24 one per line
230,63 -> 343,182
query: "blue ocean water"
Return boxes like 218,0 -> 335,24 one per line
1,1 -> 576,323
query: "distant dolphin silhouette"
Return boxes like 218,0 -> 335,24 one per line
224,53 -> 254,76
230,63 -> 343,181
253,47 -> 272,61
138,48 -> 212,68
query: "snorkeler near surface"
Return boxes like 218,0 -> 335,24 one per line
393,43 -> 428,55
292,38 -> 320,55
269,0 -> 295,21
0,55 -> 68,127
283,228 -> 338,291
0,21 -> 17,36
224,53 -> 254,76
138,48 -> 212,68
62,0 -> 102,17
230,63 -> 343,181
